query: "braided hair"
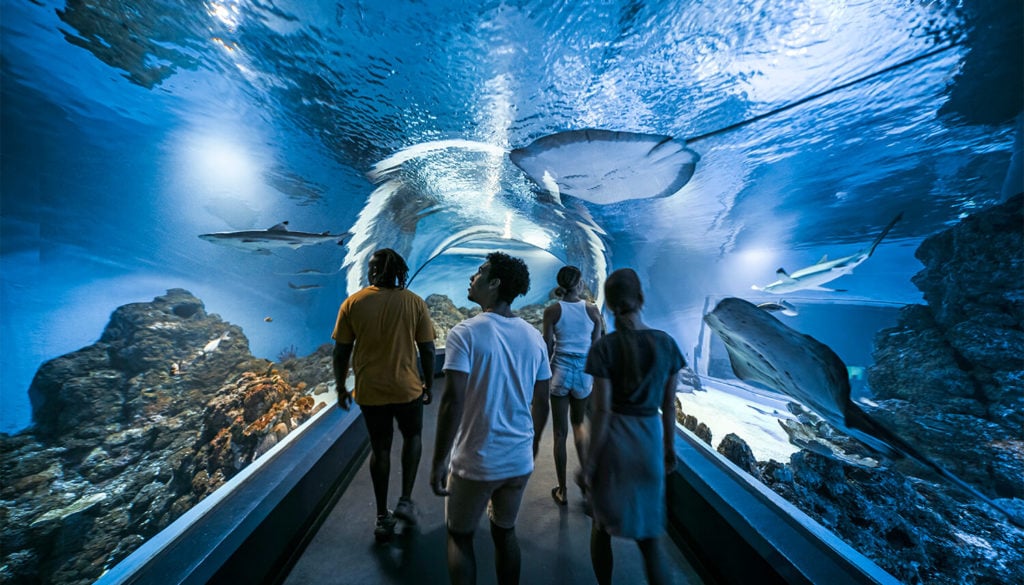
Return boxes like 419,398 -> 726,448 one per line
368,248 -> 409,289
554,265 -> 582,298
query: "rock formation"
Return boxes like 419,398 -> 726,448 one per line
0,289 -> 329,585
689,195 -> 1024,584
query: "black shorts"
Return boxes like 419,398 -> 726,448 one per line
361,398 -> 424,449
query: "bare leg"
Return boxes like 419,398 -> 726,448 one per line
448,529 -> 476,585
590,522 -> 613,585
637,536 -> 671,585
569,395 -> 590,470
550,394 -> 570,493
491,521 -> 521,585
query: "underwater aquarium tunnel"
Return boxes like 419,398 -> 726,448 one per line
1,1 -> 1022,584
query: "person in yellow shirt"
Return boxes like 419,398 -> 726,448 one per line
333,248 -> 436,542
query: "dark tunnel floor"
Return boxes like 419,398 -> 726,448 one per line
283,396 -> 704,585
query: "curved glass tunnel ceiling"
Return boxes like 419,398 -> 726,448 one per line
1,0 -> 1022,584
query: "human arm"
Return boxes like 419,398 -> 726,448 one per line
531,378 -> 551,459
662,370 -> 681,474
583,376 -> 611,487
541,303 -> 560,360
431,370 -> 467,496
417,340 -> 436,404
332,341 -> 354,410
586,302 -> 603,344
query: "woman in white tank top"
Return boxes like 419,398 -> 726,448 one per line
541,266 -> 603,507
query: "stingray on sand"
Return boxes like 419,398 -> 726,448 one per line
704,297 -> 1020,525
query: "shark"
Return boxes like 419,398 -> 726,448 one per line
703,297 -> 1020,526
756,299 -> 799,316
198,221 -> 352,254
753,212 -> 903,294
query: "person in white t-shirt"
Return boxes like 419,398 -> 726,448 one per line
431,252 -> 552,585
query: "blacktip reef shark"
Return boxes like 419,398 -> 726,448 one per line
753,212 -> 903,294
704,297 -> 1021,526
198,221 -> 352,254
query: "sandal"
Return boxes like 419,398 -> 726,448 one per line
551,486 -> 567,506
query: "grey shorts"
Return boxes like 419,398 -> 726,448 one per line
445,472 -> 531,533
550,353 -> 592,399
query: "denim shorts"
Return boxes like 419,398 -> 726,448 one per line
445,472 -> 531,533
549,353 -> 592,399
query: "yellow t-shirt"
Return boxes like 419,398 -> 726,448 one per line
332,286 -> 435,406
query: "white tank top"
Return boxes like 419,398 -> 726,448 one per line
553,300 -> 593,356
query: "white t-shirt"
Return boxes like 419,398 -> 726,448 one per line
443,312 -> 552,481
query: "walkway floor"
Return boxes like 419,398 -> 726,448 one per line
284,397 -> 704,585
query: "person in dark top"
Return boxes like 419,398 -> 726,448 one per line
583,268 -> 685,585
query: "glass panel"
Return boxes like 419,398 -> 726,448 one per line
2,1 -> 1020,584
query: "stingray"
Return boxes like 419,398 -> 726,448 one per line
198,221 -> 351,254
704,297 -> 1020,525
509,129 -> 700,205
343,140 -> 609,304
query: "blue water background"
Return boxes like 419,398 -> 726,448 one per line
2,0 -> 1019,433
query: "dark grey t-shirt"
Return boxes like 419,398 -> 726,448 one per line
585,329 -> 685,416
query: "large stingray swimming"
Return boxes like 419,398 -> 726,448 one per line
704,297 -> 1019,525
342,139 -> 610,303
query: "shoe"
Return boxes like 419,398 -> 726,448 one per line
394,497 -> 417,525
374,511 -> 397,542
551,486 -> 567,506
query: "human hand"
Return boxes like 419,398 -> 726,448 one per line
422,386 -> 433,405
430,461 -> 449,496
665,450 -> 677,475
337,388 -> 353,410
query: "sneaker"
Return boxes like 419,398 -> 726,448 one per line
374,511 -> 397,542
394,497 -> 417,525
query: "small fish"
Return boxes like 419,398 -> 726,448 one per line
202,332 -> 231,354
199,221 -> 352,254
276,268 -> 338,276
756,299 -> 799,317
752,213 -> 903,294
264,316 -> 273,322
704,297 -> 1020,526
288,282 -> 323,291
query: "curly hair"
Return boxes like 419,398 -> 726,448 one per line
486,252 -> 530,303
368,248 -> 409,289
